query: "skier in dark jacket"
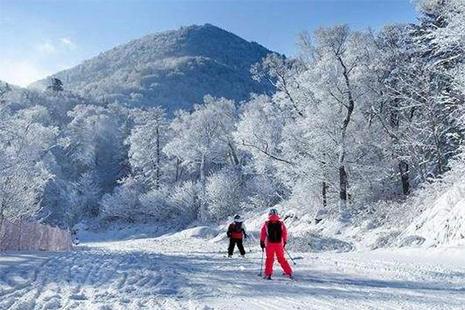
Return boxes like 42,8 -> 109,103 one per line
227,214 -> 247,257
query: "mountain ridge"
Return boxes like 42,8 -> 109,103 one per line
31,24 -> 276,112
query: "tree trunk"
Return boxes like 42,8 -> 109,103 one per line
200,153 -> 206,188
337,56 -> 355,217
389,98 -> 410,195
339,165 -> 348,210
0,200 -> 4,245
435,135 -> 444,175
155,126 -> 161,190
322,181 -> 328,208
228,141 -> 240,166
198,153 -> 208,221
175,158 -> 180,183
18,218 -> 22,251
399,160 -> 410,195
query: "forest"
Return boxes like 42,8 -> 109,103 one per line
1,0 -> 464,236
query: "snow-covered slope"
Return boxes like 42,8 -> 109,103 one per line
400,160 -> 465,247
2,228 -> 465,309
31,24 -> 275,113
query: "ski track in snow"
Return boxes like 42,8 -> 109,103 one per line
1,233 -> 465,310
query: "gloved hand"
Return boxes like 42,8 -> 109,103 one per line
260,241 -> 265,250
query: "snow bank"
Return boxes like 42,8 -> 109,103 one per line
0,219 -> 72,251
161,226 -> 221,241
399,176 -> 465,247
78,219 -> 190,243
287,231 -> 353,252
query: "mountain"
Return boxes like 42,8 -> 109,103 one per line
31,24 -> 275,113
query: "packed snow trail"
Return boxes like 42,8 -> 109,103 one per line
1,228 -> 465,310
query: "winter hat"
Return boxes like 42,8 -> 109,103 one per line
234,214 -> 243,222
268,208 -> 278,216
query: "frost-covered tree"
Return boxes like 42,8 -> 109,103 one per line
246,26 -> 380,218
100,176 -> 141,222
164,96 -> 239,220
168,181 -> 200,223
205,167 -> 242,220
62,104 -> 127,193
373,24 -> 416,195
0,105 -> 57,225
307,25 -> 376,215
73,172 -> 102,218
127,107 -> 170,190
372,17 -> 463,196
251,54 -> 306,118
415,0 -> 465,72
234,95 -> 288,172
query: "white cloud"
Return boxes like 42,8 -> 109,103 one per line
37,42 -> 57,54
60,37 -> 76,49
36,38 -> 77,55
0,59 -> 51,87
1,37 -> 78,87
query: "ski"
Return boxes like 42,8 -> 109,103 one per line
257,274 -> 296,281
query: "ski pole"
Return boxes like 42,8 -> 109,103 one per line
259,248 -> 264,276
245,236 -> 252,253
285,248 -> 297,266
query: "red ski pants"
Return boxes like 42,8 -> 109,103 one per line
264,243 -> 293,276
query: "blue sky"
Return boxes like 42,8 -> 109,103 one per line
0,0 -> 418,86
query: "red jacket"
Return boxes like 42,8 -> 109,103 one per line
260,214 -> 288,246
227,222 -> 246,239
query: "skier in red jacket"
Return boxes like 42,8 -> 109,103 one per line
260,209 -> 293,279
227,214 -> 247,257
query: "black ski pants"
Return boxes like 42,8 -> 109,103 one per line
228,238 -> 246,256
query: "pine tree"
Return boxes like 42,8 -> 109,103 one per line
47,78 -> 64,92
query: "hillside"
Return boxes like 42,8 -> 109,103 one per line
31,24 -> 275,113
398,158 -> 465,247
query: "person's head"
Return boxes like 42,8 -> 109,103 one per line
268,208 -> 278,216
268,208 -> 280,221
234,214 -> 243,223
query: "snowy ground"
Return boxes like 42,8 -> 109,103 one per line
1,227 -> 465,310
